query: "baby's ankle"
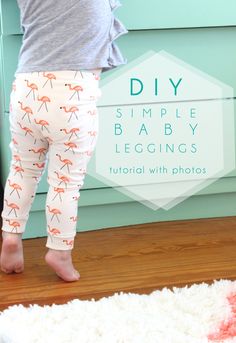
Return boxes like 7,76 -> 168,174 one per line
47,248 -> 72,258
2,231 -> 23,239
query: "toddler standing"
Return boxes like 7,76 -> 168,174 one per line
0,0 -> 128,281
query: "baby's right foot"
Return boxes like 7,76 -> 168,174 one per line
0,231 -> 24,274
45,248 -> 80,282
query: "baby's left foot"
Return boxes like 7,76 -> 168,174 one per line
0,231 -> 24,274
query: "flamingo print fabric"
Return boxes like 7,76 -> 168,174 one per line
1,70 -> 102,250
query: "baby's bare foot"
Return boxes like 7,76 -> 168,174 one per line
45,248 -> 80,282
0,231 -> 24,274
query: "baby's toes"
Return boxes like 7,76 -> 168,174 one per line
14,263 -> 24,273
1,266 -> 13,274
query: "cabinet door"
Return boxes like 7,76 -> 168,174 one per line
2,0 -> 236,35
1,2 -> 236,191
99,27 -> 236,180
120,0 -> 236,29
0,0 -> 21,35
1,35 -> 22,113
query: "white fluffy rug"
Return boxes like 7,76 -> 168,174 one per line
1,279 -> 236,343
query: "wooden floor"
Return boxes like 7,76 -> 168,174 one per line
1,216 -> 236,311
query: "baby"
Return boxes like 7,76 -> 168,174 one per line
0,0 -> 128,282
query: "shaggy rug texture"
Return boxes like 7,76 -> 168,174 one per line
0,279 -> 236,343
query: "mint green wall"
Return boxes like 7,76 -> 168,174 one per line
120,0 -> 236,29
1,0 -> 236,239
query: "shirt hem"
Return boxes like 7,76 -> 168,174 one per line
15,60 -> 127,75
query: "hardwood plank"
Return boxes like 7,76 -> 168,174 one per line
1,216 -> 236,311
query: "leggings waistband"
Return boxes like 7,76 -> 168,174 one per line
14,68 -> 102,81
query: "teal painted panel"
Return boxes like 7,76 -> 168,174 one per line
31,177 -> 236,212
1,0 -> 236,35
119,27 -> 236,177
1,35 -> 21,113
0,37 -> 5,116
23,187 -> 236,239
2,28 -> 236,111
118,27 -> 236,91
1,28 -> 236,194
0,0 -> 21,35
120,0 -> 236,29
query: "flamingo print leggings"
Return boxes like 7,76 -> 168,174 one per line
1,69 -> 102,250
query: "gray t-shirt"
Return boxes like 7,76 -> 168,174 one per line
15,0 -> 128,75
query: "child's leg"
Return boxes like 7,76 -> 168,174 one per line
0,76 -> 49,273
44,108 -> 99,251
41,70 -> 101,281
44,71 -> 101,281
1,112 -> 49,235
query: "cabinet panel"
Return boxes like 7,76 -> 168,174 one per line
120,0 -> 236,29
0,0 -> 21,35
1,28 -> 236,193
1,0 -> 236,35
2,27 -> 236,113
1,35 -> 22,112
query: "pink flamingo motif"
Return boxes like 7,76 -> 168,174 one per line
37,95 -> 51,112
12,137 -> 18,146
29,147 -> 47,160
65,84 -> 83,101
72,195 -> 80,201
93,73 -> 100,81
52,187 -> 65,202
25,80 -> 38,100
6,219 -> 21,232
63,239 -> 73,247
34,119 -> 50,133
85,149 -> 94,157
70,216 -> 78,222
88,130 -> 97,137
18,102 -> 34,123
5,199 -> 20,217
45,136 -> 53,145
87,109 -> 97,116
60,127 -> 80,140
32,137 -> 43,145
56,154 -> 73,173
12,82 -> 16,92
13,154 -> 22,168
64,142 -> 77,154
54,171 -> 70,188
42,72 -> 56,88
60,106 -> 79,122
47,206 -> 62,222
8,179 -> 22,198
88,130 -> 98,146
74,71 -> 84,79
33,162 -> 45,169
13,165 -> 24,178
47,225 -> 61,242
17,122 -> 34,137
